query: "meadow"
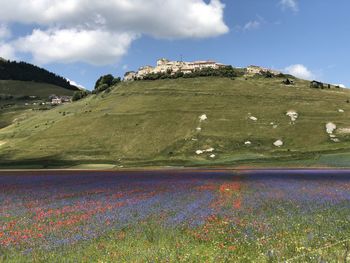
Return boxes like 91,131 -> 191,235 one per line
1,170 -> 350,262
0,80 -> 74,129
1,76 -> 350,168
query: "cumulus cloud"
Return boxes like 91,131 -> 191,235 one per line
0,0 -> 228,38
0,43 -> 16,60
0,24 -> 15,60
279,0 -> 298,12
15,29 -> 137,65
0,0 -> 228,64
284,64 -> 314,80
0,24 -> 11,40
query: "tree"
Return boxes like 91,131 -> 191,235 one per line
94,74 -> 121,93
0,60 -> 79,91
72,90 -> 90,101
96,84 -> 109,92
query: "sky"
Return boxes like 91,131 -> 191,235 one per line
0,0 -> 349,90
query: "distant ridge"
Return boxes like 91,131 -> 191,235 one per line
0,59 -> 79,91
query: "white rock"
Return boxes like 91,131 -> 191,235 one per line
245,141 -> 252,145
205,148 -> 215,152
273,125 -> 278,129
249,116 -> 258,121
338,109 -> 345,113
286,111 -> 298,122
329,134 -> 337,138
273,140 -> 284,147
196,127 -> 202,131
191,138 -> 198,141
210,154 -> 216,158
196,150 -> 204,155
326,122 -> 337,134
199,114 -> 208,122
270,122 -> 275,125
331,138 -> 340,143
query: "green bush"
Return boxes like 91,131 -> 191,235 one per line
140,66 -> 245,81
72,90 -> 90,101
94,75 -> 122,94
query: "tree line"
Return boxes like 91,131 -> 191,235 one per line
140,66 -> 246,81
72,74 -> 121,101
0,60 -> 79,91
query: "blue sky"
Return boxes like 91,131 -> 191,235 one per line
0,0 -> 349,89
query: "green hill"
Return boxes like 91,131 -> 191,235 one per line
1,75 -> 350,168
0,59 -> 80,129
0,80 -> 76,129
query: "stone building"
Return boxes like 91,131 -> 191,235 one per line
124,58 -> 227,81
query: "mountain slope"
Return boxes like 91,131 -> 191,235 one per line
1,76 -> 350,168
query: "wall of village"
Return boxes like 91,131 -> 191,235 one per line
124,59 -> 282,81
124,59 -> 226,81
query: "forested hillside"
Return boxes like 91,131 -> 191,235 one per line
0,59 -> 79,91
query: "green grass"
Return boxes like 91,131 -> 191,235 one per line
0,80 -> 73,98
1,76 -> 350,168
0,80 -> 74,129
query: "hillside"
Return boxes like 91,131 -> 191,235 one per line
0,59 -> 80,129
0,80 -> 76,129
1,75 -> 350,168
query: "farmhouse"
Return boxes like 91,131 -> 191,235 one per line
51,96 -> 72,105
51,97 -> 62,105
124,58 -> 227,81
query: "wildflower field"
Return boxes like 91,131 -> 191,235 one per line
1,170 -> 350,262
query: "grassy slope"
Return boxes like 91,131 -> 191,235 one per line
1,76 -> 350,168
0,80 -> 74,97
0,80 -> 74,129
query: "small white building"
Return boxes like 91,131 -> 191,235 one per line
124,71 -> 137,81
51,98 -> 62,105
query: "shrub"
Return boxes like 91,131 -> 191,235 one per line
94,75 -> 122,94
139,66 -> 245,81
72,90 -> 90,101
96,84 -> 109,92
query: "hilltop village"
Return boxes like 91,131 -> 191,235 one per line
124,59 -> 226,81
124,58 -> 282,81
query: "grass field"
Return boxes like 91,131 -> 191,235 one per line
1,76 -> 350,168
0,80 -> 75,129
1,170 -> 350,262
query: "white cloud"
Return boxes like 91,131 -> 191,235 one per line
0,24 -> 11,40
0,0 -> 228,39
243,20 -> 261,31
284,64 -> 314,80
15,28 -> 137,65
0,0 -> 228,65
0,24 -> 16,60
0,42 -> 16,60
279,0 -> 298,12
66,78 -> 86,90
